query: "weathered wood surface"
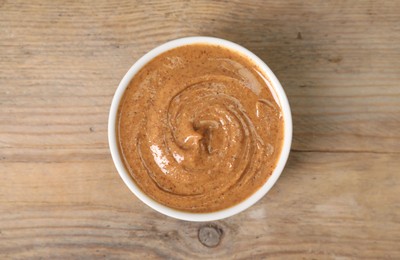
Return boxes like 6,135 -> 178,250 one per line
1,0 -> 399,259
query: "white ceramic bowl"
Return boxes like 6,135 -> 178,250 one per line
108,36 -> 292,222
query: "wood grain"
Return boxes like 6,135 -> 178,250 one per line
1,0 -> 399,259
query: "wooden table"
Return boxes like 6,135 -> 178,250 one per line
1,1 -> 399,258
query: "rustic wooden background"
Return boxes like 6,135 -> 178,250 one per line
1,0 -> 399,259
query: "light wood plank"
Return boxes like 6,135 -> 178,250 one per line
1,152 -> 399,259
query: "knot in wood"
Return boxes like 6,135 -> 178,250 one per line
198,224 -> 223,248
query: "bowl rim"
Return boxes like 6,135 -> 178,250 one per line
108,36 -> 292,222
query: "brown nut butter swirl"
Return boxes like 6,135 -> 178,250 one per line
118,44 -> 284,213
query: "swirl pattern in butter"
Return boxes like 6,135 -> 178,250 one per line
118,44 -> 284,212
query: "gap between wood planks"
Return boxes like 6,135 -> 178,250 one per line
0,149 -> 398,164
290,148 -> 400,155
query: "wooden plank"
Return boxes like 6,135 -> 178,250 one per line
0,152 -> 399,259
1,1 -> 399,154
0,0 -> 399,258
